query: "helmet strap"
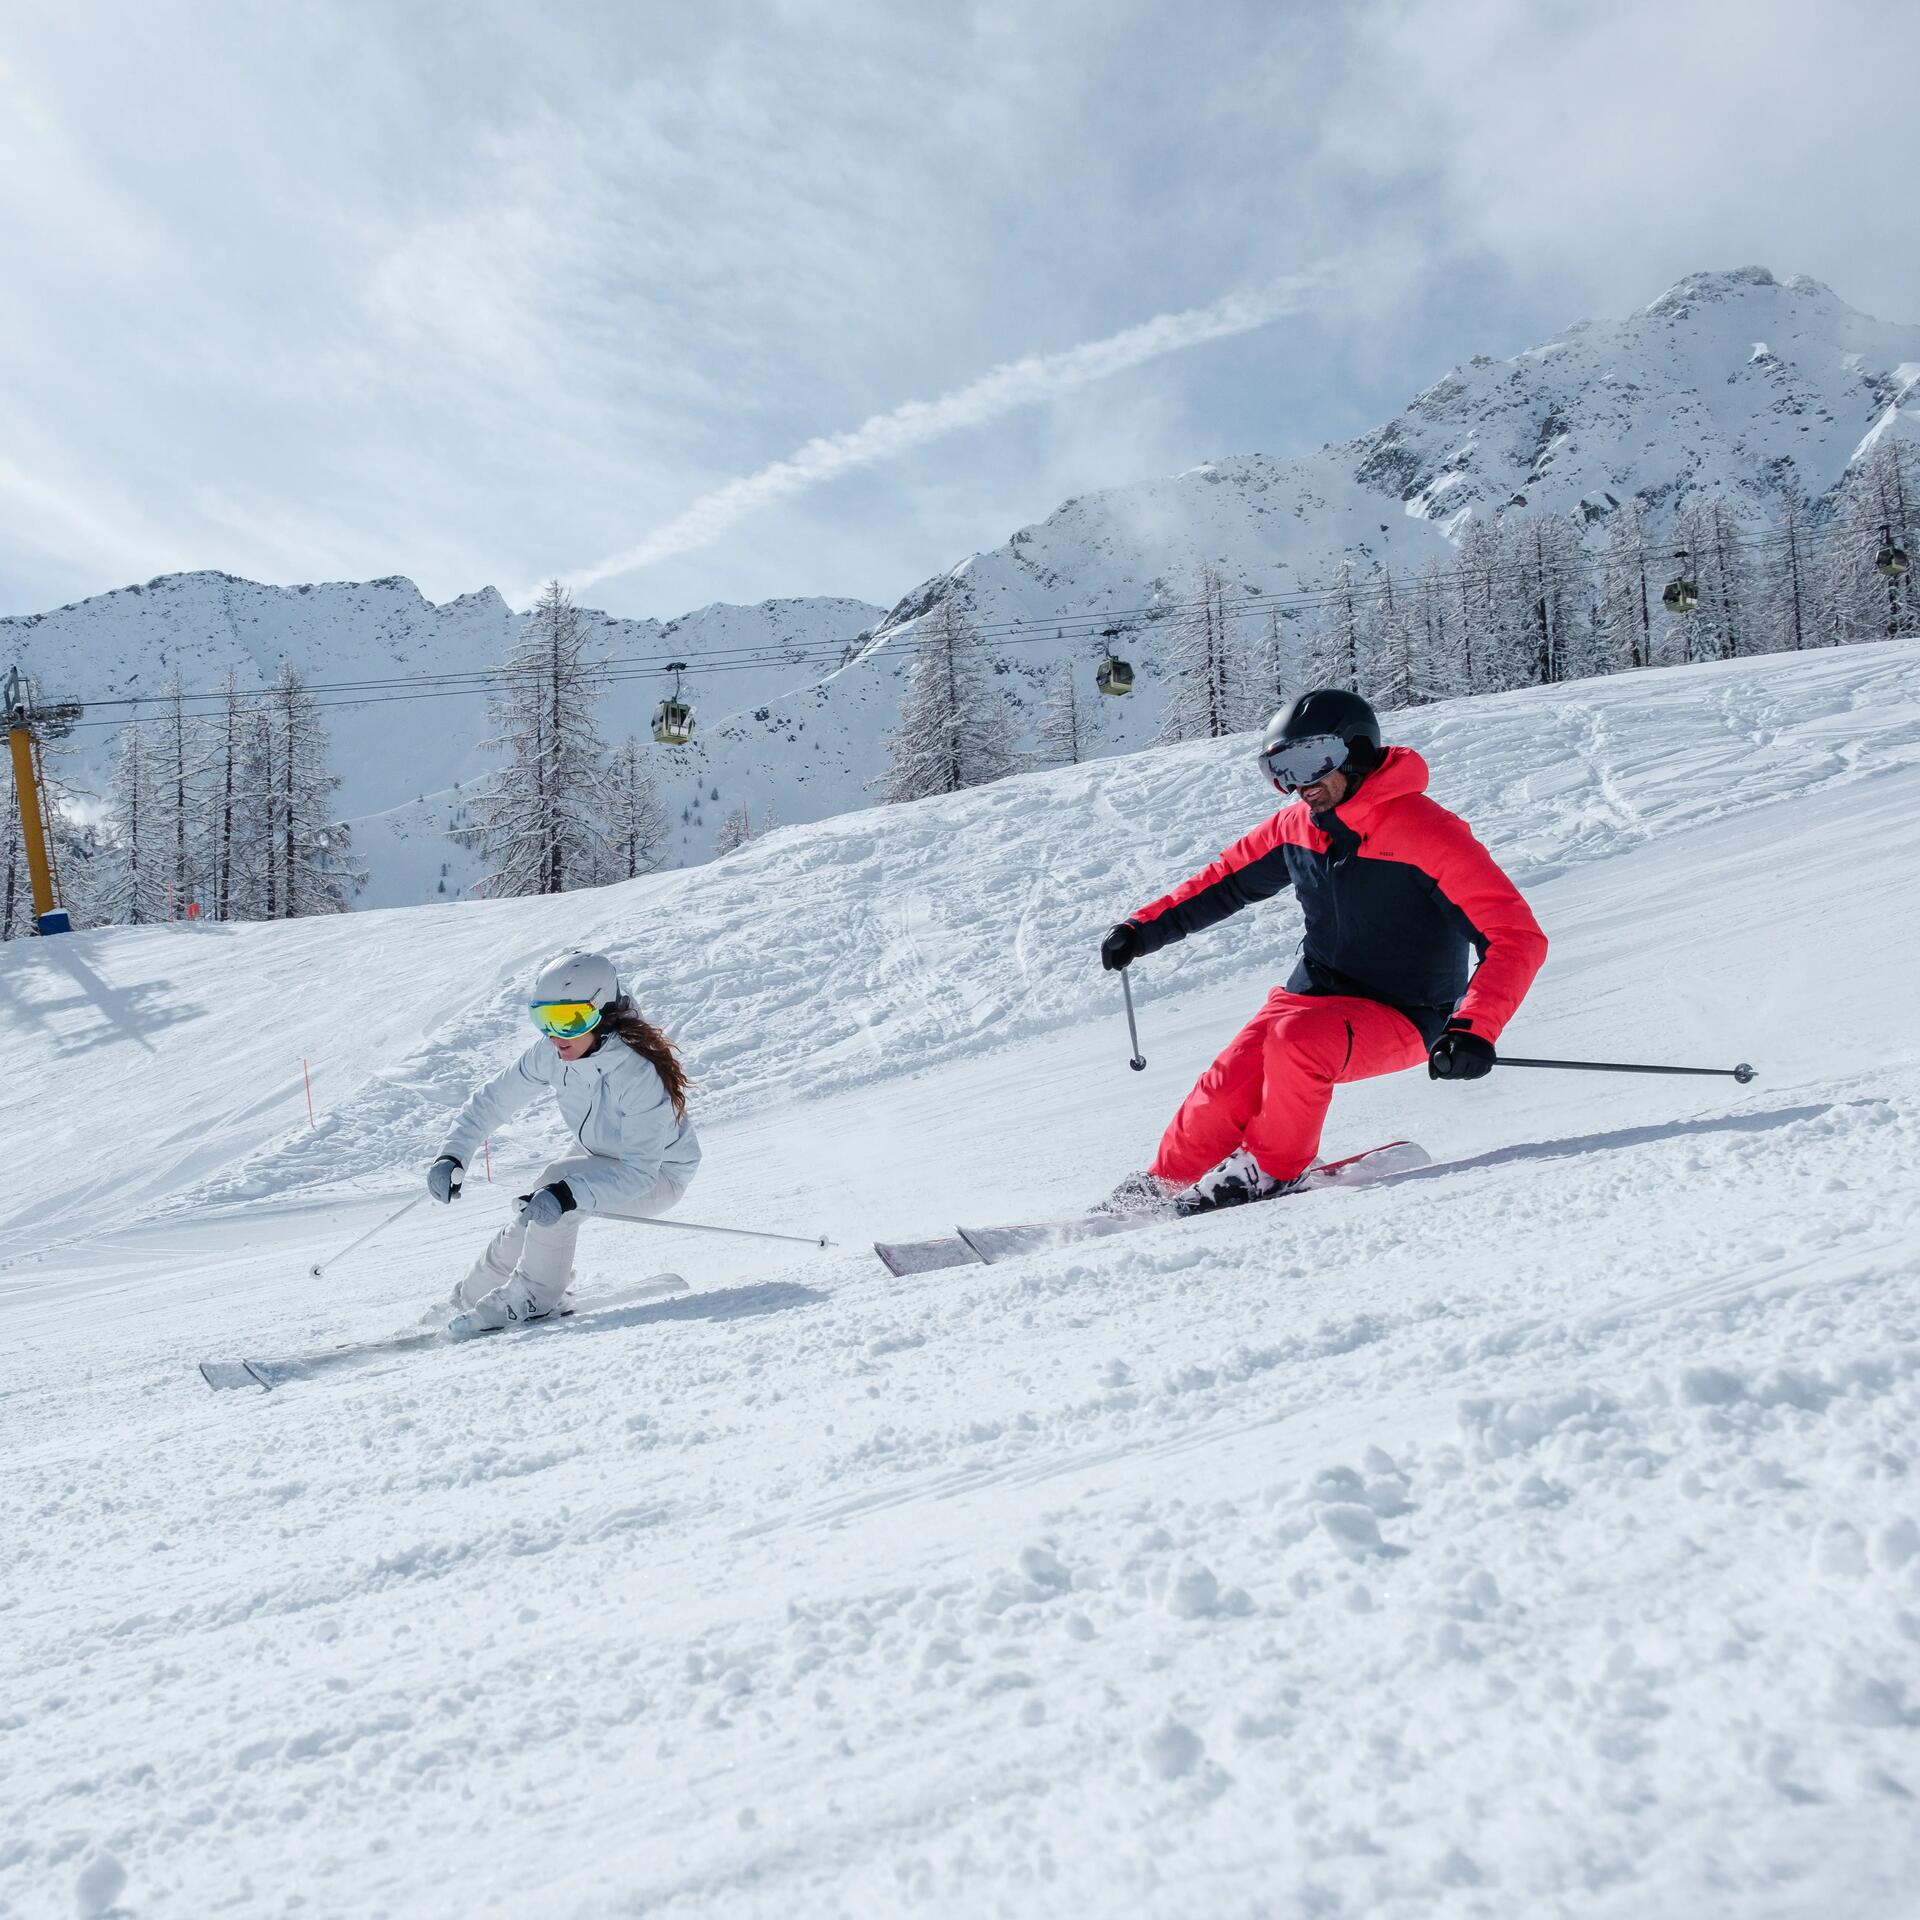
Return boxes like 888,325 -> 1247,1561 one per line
1343,736 -> 1382,779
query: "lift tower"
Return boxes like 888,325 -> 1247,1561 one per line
4,665 -> 78,935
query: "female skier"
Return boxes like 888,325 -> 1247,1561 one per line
425,950 -> 701,1337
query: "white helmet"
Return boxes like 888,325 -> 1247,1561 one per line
530,950 -> 620,1013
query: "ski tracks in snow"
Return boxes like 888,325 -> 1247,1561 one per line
8,1074 -> 1917,1916
8,644 -> 1920,1916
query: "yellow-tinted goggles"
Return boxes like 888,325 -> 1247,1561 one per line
529,1000 -> 603,1039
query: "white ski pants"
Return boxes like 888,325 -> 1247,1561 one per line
455,1157 -> 690,1318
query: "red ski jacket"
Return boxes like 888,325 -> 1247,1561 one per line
1128,747 -> 1547,1045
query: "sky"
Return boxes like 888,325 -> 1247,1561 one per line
1,0 -> 1913,627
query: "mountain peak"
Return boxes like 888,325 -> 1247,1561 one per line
1639,265 -> 1840,319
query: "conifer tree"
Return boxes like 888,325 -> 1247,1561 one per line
1828,441 -> 1918,643
1255,608 -> 1290,718
237,705 -> 279,919
461,579 -> 612,895
270,663 -> 361,917
208,674 -> 247,920
1304,560 -> 1366,695
1451,519 -> 1502,695
713,805 -> 754,856
1599,502 -> 1654,671
96,720 -> 168,925
1760,495 -> 1824,654
1158,567 -> 1259,741
1371,568 -> 1415,709
1413,557 -> 1458,701
600,736 -> 671,881
1036,661 -> 1095,766
155,674 -> 208,918
878,599 -> 1017,802
1668,498 -> 1752,663
1503,514 -> 1591,685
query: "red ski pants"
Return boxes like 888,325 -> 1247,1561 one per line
1150,990 -> 1428,1185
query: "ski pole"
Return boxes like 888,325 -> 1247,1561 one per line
1498,1055 -> 1756,1083
1120,971 -> 1146,1072
309,1192 -> 429,1279
608,1215 -> 833,1250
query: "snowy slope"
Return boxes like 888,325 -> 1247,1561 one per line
4,641 -> 1919,1917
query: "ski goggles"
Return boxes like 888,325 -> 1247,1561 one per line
528,1000 -> 603,1039
1260,733 -> 1349,791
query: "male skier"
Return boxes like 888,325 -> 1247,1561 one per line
1100,689 -> 1548,1215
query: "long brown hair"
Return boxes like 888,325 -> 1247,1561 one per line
602,998 -> 693,1120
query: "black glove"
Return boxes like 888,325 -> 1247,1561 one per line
1428,1021 -> 1496,1081
1101,922 -> 1144,972
426,1156 -> 464,1203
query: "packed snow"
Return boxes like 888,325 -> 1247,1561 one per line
4,642 -> 1919,1917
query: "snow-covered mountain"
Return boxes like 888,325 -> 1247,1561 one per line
5,267 -> 1917,910
5,639 -> 1919,1915
868,265 -> 1920,650
1,574 -> 890,907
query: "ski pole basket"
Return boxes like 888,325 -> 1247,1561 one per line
652,661 -> 696,746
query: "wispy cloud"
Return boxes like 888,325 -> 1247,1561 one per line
0,456 -> 165,588
3,3 -> 1911,625
560,268 -> 1340,598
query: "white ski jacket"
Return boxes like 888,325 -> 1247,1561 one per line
441,1035 -> 701,1214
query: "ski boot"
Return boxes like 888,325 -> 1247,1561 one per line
1173,1148 -> 1304,1217
1093,1170 -> 1180,1218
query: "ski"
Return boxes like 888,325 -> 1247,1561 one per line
950,1140 -> 1430,1267
872,1232 -> 979,1278
197,1273 -> 692,1392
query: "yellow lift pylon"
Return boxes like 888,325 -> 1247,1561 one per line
4,665 -> 75,935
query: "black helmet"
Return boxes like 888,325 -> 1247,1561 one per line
1258,689 -> 1383,793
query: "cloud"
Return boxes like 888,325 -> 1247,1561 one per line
1318,0 -> 1920,322
0,1 -> 1911,627
560,267 -> 1340,597
0,457 -> 166,589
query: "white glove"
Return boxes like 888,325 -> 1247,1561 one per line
426,1156 -> 463,1204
